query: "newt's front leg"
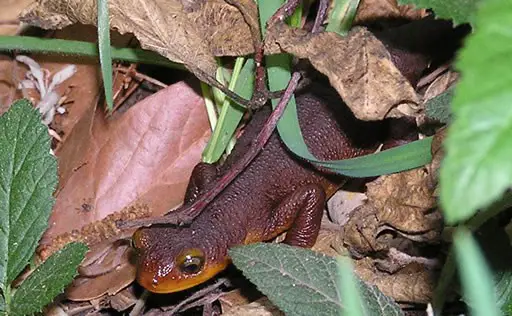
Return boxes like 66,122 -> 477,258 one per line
262,184 -> 326,248
184,162 -> 218,203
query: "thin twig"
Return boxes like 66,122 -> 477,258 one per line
129,290 -> 150,316
267,0 -> 301,26
312,0 -> 330,33
165,278 -> 229,314
114,66 -> 168,88
0,19 -> 19,26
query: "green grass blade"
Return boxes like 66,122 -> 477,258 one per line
453,228 -> 501,316
200,82 -> 217,132
97,0 -> 113,112
0,36 -> 183,69
337,257 -> 366,316
202,58 -> 253,163
326,0 -> 361,35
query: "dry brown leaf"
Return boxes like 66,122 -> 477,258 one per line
222,297 -> 284,316
20,0 -> 257,82
311,226 -> 342,258
66,244 -> 136,301
354,258 -> 435,303
266,25 -> 419,120
343,168 -> 441,256
366,168 -> 440,235
0,56 -> 22,113
342,204 -> 386,256
43,80 -> 210,242
354,0 -> 427,24
187,0 -> 257,56
423,70 -> 458,102
327,189 -> 367,226
0,0 -> 33,35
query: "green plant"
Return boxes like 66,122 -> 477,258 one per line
0,100 -> 87,316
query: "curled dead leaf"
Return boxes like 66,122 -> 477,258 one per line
354,258 -> 436,303
367,168 -> 440,234
266,25 -> 419,120
187,0 -> 258,56
66,240 -> 136,301
0,0 -> 33,35
21,0 -> 259,82
354,0 -> 427,24
423,70 -> 458,102
222,297 -> 284,316
343,168 -> 441,256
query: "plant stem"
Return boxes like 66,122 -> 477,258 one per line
0,36 -> 184,69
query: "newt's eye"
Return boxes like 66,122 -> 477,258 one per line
177,249 -> 205,275
131,228 -> 148,250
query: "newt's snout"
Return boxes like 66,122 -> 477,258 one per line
132,227 -> 230,293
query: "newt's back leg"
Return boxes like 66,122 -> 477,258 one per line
263,184 -> 325,248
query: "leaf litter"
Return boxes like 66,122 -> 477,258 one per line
0,0 -> 469,314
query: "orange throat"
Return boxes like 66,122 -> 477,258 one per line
137,259 -> 230,293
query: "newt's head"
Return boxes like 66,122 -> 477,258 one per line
131,226 -> 230,293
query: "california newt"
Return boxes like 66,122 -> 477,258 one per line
131,81 -> 413,293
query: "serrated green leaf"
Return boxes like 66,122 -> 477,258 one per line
10,242 -> 87,316
454,228 -> 500,316
425,87 -> 454,124
230,243 -> 402,316
440,0 -> 512,224
0,100 -> 57,292
398,0 -> 482,25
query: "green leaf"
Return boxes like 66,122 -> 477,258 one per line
230,243 -> 403,316
10,242 -> 87,316
425,87 -> 454,124
453,228 -> 500,316
0,100 -> 57,291
97,0 -> 114,112
398,0 -> 482,25
440,0 -> 512,224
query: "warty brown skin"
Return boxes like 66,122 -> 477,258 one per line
132,84 -> 396,293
